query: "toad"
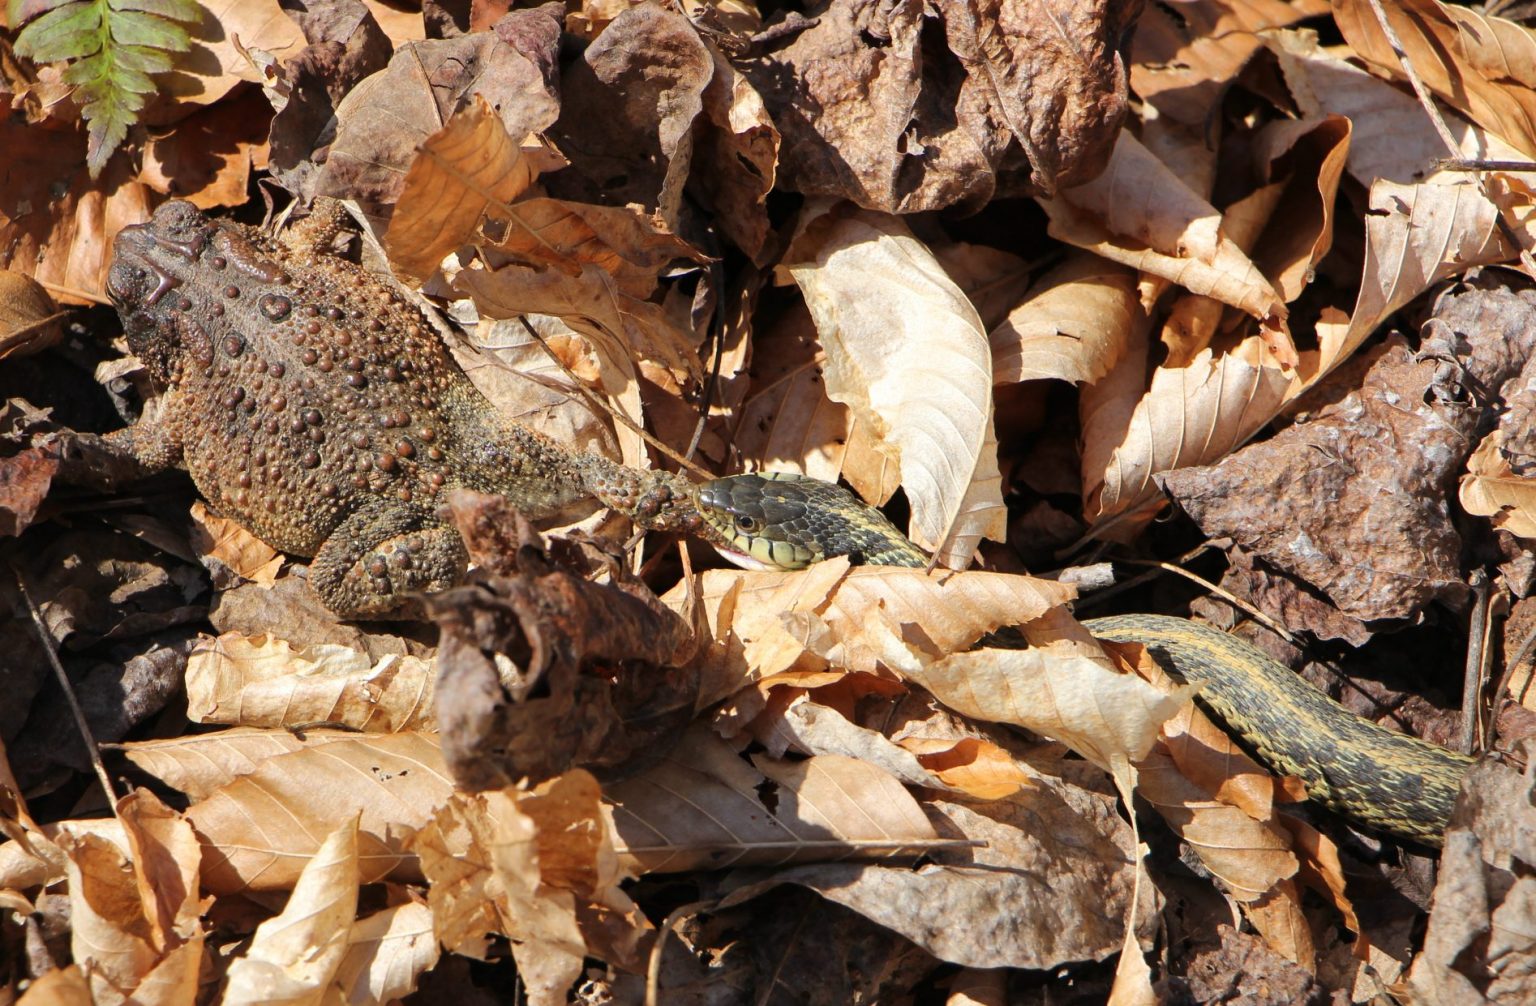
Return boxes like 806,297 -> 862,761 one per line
101,199 -> 697,617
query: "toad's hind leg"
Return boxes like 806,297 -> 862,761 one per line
309,502 -> 468,619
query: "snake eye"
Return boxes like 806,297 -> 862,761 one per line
734,514 -> 759,532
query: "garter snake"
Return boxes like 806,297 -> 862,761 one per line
693,472 -> 1474,847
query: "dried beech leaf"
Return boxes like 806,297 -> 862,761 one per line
604,726 -> 946,874
58,831 -> 157,1005
0,269 -> 64,360
1461,430 -> 1536,538
413,786 -> 590,1005
1130,0 -> 1328,126
906,628 -> 1187,774
1083,335 -> 1291,529
332,902 -> 439,1004
1336,0 -> 1536,157
782,206 -> 1005,565
1305,174 -> 1519,392
122,727 -> 357,802
184,732 -> 453,893
386,94 -> 539,282
222,816 -> 360,1006
188,502 -> 283,586
184,633 -> 435,732
990,254 -> 1141,386
1042,132 -> 1295,365
664,563 -> 1077,703
14,967 -> 93,1005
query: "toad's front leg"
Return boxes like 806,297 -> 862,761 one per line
308,500 -> 469,619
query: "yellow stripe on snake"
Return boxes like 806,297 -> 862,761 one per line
692,472 -> 1473,847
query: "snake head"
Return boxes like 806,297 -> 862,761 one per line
695,472 -> 926,570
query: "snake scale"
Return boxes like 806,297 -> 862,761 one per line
691,472 -> 1475,847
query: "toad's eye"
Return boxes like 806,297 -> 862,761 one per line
734,514 -> 759,533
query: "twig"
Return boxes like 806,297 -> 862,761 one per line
684,260 -> 730,464
1364,0 -> 1463,158
11,564 -> 119,805
516,317 -> 710,479
1437,158 -> 1536,173
1460,571 -> 1491,754
647,898 -> 717,1006
1114,558 -> 1298,644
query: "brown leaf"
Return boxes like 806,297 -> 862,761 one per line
547,4 -> 713,229
1462,430 -> 1536,539
122,728 -> 357,802
720,791 -> 1154,970
385,94 -> 541,282
1042,132 -> 1296,365
737,0 -> 1135,211
989,254 -> 1141,386
58,831 -> 158,1005
188,502 -> 283,588
319,12 -> 563,216
332,902 -> 439,1005
1407,757 -> 1536,1002
0,270 -> 64,360
1129,0 -> 1327,125
14,966 -> 94,1006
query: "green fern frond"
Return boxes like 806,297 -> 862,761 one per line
11,0 -> 201,177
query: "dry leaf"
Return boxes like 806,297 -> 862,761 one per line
184,633 -> 435,732
1335,0 -> 1536,157
183,732 -> 453,893
222,816 -> 360,1006
331,902 -> 439,1005
990,254 -> 1141,386
385,94 -> 540,282
604,725 -> 945,874
188,502 -> 283,587
781,205 -> 1006,565
122,728 -> 358,802
1461,430 -> 1536,539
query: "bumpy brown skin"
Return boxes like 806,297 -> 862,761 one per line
104,200 -> 698,618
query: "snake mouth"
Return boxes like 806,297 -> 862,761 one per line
710,543 -> 777,572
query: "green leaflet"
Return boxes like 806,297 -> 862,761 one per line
12,0 -> 198,177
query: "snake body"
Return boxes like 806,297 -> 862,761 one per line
694,473 -> 1474,847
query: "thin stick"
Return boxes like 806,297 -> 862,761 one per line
1460,571 -> 1492,754
1364,0 -> 1463,157
11,565 -> 119,805
517,318 -> 711,479
685,261 -> 730,464
1115,557 -> 1298,645
647,899 -> 716,1006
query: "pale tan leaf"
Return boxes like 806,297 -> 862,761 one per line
332,902 -> 439,1006
1083,335 -> 1291,528
781,205 -> 1006,566
185,732 -> 453,893
1335,0 -> 1536,157
605,726 -> 944,875
386,95 -> 539,282
1460,430 -> 1536,538
14,966 -> 93,1006
117,791 -> 203,953
59,832 -> 157,1006
663,563 -> 1077,704
122,728 -> 360,803
748,693 -> 951,791
905,611 -> 1189,774
897,736 -> 1034,800
729,301 -> 851,481
223,816 -> 360,1006
1303,174 -> 1518,391
1041,132 -> 1295,365
1130,0 -> 1329,126
414,788 -> 587,1006
184,633 -> 435,732
187,502 -> 282,586
989,254 -> 1141,386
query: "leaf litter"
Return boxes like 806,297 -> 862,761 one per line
3,0 -> 1536,1002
